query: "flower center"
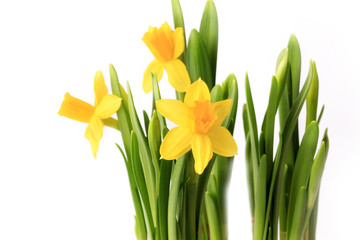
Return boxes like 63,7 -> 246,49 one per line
190,100 -> 217,134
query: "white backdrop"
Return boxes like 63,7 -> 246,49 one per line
1,0 -> 359,239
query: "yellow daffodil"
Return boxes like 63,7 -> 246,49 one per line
142,21 -> 191,93
156,79 -> 237,174
58,71 -> 122,158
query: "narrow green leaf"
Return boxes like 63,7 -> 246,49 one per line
158,158 -> 173,240
171,0 -> 187,65
207,173 -> 218,196
127,82 -> 157,228
222,74 -> 238,132
275,49 -> 289,104
265,61 -> 314,240
210,155 -> 233,239
210,84 -> 223,102
148,110 -> 161,184
187,29 -> 213,89
168,154 -> 188,240
289,186 -> 308,240
116,144 -> 147,240
254,155 -> 267,240
152,73 -> 167,132
287,121 -> 319,235
279,164 -> 288,238
245,134 -> 255,219
143,110 -> 150,136
130,132 -> 155,235
245,73 -> 259,188
243,104 -> 250,138
302,129 -> 329,236
200,0 -> 218,85
205,192 -> 222,240
265,76 -> 279,177
308,195 -> 319,240
306,61 -> 319,127
109,64 -> 133,158
196,154 -> 216,234
317,105 -> 325,125
259,131 -> 265,157
307,140 -> 327,211
288,34 -> 302,105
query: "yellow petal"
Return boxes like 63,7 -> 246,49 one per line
164,59 -> 191,92
94,94 -> 122,119
142,28 -> 164,62
143,59 -> 164,93
213,99 -> 233,125
160,127 -> 192,160
156,99 -> 192,127
159,22 -> 174,60
173,27 -> 184,59
84,116 -> 104,158
143,23 -> 173,63
184,79 -> 211,107
192,134 -> 213,174
58,93 -> 95,123
94,71 -> 108,107
207,125 -> 237,157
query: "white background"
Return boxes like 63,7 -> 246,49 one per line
1,0 -> 359,239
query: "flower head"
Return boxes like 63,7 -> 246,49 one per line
156,79 -> 237,174
58,71 -> 122,158
142,22 -> 191,93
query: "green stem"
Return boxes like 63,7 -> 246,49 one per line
168,154 -> 188,240
183,156 -> 198,240
103,117 -> 119,130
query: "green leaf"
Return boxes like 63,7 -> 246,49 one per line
168,154 -> 188,240
254,155 -> 267,240
317,105 -> 325,125
264,76 -> 279,176
306,61 -> 319,127
207,173 -> 218,196
200,0 -> 218,84
127,82 -> 157,228
302,129 -> 329,236
115,144 -> 147,240
265,60 -> 314,240
245,134 -> 255,218
210,84 -> 223,102
205,192 -> 222,240
130,132 -> 155,236
287,121 -> 319,236
245,72 -> 259,188
187,29 -> 213,89
143,110 -> 150,137
288,34 -> 302,105
171,0 -> 186,63
289,186 -> 308,240
259,131 -> 265,157
158,158 -> 173,240
308,195 -> 319,240
148,110 -> 161,183
275,49 -> 289,104
307,134 -> 328,210
222,74 -> 238,133
279,164 -> 288,237
243,104 -> 250,138
109,64 -> 133,159
151,73 -> 167,133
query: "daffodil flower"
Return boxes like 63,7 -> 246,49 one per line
142,21 -> 191,93
58,71 -> 122,158
156,79 -> 238,174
